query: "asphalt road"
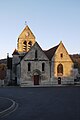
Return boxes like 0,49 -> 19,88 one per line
0,86 -> 80,120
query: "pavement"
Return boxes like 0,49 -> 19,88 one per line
0,86 -> 80,120
0,97 -> 17,117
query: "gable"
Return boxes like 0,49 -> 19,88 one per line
21,42 -> 49,61
54,42 -> 73,62
17,26 -> 36,52
18,26 -> 35,39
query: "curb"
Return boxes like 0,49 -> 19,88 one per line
0,97 -> 16,117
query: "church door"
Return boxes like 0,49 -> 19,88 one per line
34,75 -> 39,85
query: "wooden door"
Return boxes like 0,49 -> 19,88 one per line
34,75 -> 39,85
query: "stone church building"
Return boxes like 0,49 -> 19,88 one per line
7,25 -> 74,86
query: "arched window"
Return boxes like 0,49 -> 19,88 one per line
35,50 -> 38,59
28,41 -> 32,50
57,64 -> 63,75
42,63 -> 45,72
23,41 -> 27,51
28,63 -> 31,71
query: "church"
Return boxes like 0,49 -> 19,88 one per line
7,25 -> 74,86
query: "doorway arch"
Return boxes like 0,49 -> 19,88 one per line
33,69 -> 41,85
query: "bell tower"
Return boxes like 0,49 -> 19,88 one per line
17,25 -> 36,52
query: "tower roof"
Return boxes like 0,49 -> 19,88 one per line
18,25 -> 35,39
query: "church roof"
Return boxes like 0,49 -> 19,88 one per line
44,45 -> 59,60
12,49 -> 19,55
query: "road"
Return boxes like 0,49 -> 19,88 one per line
0,86 -> 80,120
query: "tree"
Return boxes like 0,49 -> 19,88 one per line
0,64 -> 6,80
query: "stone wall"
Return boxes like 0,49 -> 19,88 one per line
0,80 -> 4,86
20,42 -> 50,86
53,42 -> 73,77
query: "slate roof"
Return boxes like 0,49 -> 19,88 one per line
12,43 -> 59,61
12,49 -> 19,55
44,45 -> 59,60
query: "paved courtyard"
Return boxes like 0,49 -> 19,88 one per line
0,86 -> 80,120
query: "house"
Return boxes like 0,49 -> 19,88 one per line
7,25 -> 74,86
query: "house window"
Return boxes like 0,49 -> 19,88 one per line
35,50 -> 38,59
60,53 -> 63,58
42,63 -> 45,72
28,63 -> 31,71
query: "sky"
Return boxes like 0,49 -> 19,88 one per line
0,0 -> 80,59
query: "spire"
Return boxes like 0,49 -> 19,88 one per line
25,21 -> 27,26
60,40 -> 62,44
